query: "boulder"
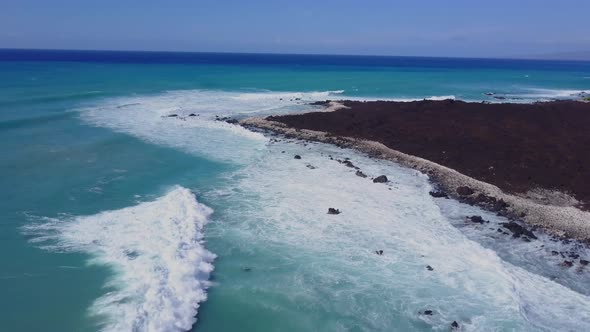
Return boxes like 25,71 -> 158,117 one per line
328,208 -> 341,215
468,216 -> 487,224
373,175 -> 388,183
451,321 -> 459,330
375,250 -> 384,255
167,114 -> 178,117
188,113 -> 197,117
294,155 -> 302,159
426,265 -> 434,271
580,259 -> 589,266
423,310 -> 433,315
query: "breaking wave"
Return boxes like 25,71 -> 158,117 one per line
23,186 -> 215,332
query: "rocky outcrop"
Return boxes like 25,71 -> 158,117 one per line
501,221 -> 537,239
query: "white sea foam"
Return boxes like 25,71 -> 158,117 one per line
212,139 -> 590,331
515,87 -> 588,100
78,90 -> 347,163
24,186 -> 215,332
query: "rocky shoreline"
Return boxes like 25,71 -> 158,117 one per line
239,100 -> 590,243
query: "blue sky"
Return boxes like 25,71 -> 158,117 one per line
1,0 -> 589,58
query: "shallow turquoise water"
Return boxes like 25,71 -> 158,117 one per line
1,50 -> 590,331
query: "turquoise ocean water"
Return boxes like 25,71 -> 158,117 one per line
1,50 -> 590,331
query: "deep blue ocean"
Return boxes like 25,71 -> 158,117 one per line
1,49 -> 590,332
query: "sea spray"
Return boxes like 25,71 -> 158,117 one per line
24,186 -> 215,332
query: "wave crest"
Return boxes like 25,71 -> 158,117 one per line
23,186 -> 215,332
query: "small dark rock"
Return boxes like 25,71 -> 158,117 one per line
456,186 -> 474,196
426,265 -> 434,271
167,114 -> 178,117
188,113 -> 197,117
561,260 -> 574,268
242,267 -> 252,272
306,164 -> 317,169
468,216 -> 486,224
375,250 -> 384,255
429,191 -> 448,198
294,155 -> 302,159
342,160 -> 355,168
328,208 -> 341,215
580,259 -> 589,266
423,310 -> 433,315
568,252 -> 580,259
355,170 -> 367,178
451,321 -> 459,330
373,175 -> 388,183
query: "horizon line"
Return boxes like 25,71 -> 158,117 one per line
1,47 -> 590,63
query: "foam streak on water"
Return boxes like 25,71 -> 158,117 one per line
24,186 -> 215,332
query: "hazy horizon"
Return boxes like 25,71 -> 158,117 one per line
2,0 -> 590,60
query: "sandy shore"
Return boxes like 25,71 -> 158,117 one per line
240,100 -> 590,242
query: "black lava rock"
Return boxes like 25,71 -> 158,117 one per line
500,221 -> 537,240
561,260 -> 574,268
327,208 -> 341,215
429,191 -> 448,198
468,216 -> 487,224
373,175 -> 388,183
342,160 -> 355,168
